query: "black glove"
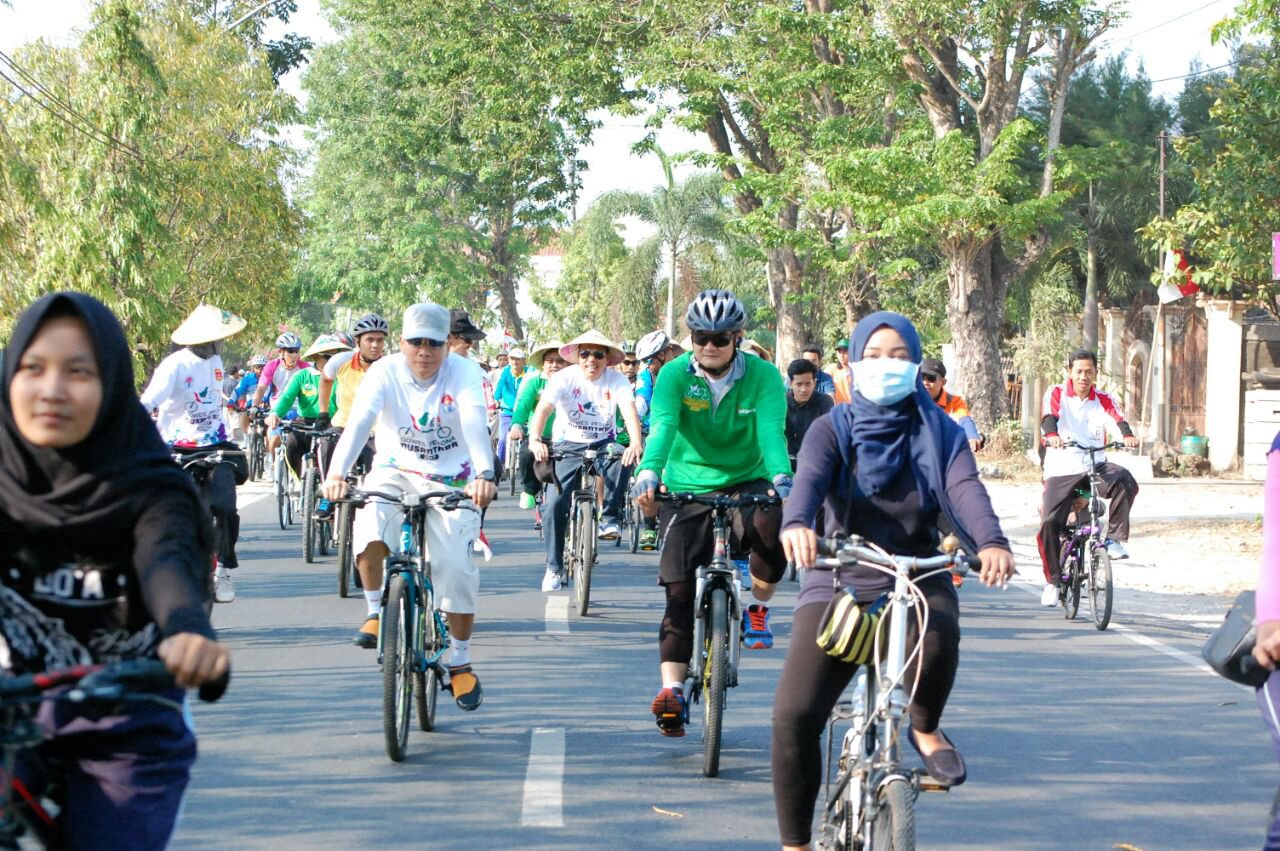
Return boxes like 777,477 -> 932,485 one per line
316,412 -> 331,430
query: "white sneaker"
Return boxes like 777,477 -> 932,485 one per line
1040,584 -> 1058,607
541,568 -> 562,592
1105,540 -> 1129,560
214,569 -> 236,604
598,522 -> 621,541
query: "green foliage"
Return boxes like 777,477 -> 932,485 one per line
1010,261 -> 1082,379
0,0 -> 299,371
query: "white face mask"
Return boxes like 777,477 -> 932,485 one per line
852,357 -> 920,406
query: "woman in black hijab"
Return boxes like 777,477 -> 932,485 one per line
0,292 -> 229,849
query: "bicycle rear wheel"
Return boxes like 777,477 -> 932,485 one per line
302,465 -> 317,563
703,586 -> 729,778
276,466 -> 288,531
629,500 -> 640,553
247,430 -> 262,481
1088,548 -> 1113,631
574,499 -> 595,616
382,573 -> 413,762
865,776 -> 915,850
337,502 -> 356,597
415,608 -> 441,732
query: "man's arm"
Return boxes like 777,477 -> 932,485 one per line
636,363 -> 683,477
756,367 -> 793,481
272,372 -> 303,418
252,360 -> 278,406
139,358 -> 175,412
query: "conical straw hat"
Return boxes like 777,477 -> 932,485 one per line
560,330 -> 625,367
171,304 -> 247,346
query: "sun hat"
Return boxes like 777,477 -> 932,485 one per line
561,330 -> 625,367
528,341 -> 565,368
304,333 -> 353,360
171,304 -> 247,346
403,303 -> 450,342
741,339 -> 773,361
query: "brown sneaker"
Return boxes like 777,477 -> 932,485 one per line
353,615 -> 378,649
448,664 -> 484,711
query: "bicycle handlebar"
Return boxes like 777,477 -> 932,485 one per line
279,422 -> 342,438
1062,439 -> 1127,452
813,535 -> 979,575
0,658 -> 226,704
655,491 -> 783,510
548,445 -> 625,462
171,448 -> 245,470
334,488 -> 470,511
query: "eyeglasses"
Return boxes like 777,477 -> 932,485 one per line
579,349 -> 607,360
643,354 -> 666,366
691,331 -> 733,348
622,359 -> 639,366
281,348 -> 300,354
921,372 -> 941,382
405,337 -> 446,349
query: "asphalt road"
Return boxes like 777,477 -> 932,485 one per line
171,484 -> 1275,850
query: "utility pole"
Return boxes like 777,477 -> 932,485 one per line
1158,130 -> 1167,219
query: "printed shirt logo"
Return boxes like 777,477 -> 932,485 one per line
214,368 -> 224,381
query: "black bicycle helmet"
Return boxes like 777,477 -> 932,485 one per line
351,313 -> 389,338
685,289 -> 747,333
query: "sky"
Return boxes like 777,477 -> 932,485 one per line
0,0 -> 1243,213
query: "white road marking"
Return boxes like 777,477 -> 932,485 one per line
544,596 -> 569,635
238,491 -> 271,510
520,728 -> 565,827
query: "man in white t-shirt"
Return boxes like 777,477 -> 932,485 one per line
529,330 -> 644,592
140,303 -> 247,604
321,303 -> 497,712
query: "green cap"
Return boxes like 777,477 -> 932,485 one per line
835,338 -> 849,350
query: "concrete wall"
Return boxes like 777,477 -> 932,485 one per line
1205,300 -> 1245,471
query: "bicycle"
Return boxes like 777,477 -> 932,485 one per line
552,445 -> 623,617
280,422 -> 341,564
624,491 -> 640,553
1055,440 -> 1125,630
335,486 -> 472,762
655,490 -> 781,778
0,659 -> 226,849
173,446 -> 244,604
811,535 -> 978,851
245,409 -> 268,482
505,434 -> 524,497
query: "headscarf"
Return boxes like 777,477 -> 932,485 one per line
830,311 -> 979,552
0,293 -> 208,540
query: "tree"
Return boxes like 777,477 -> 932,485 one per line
0,0 -> 299,371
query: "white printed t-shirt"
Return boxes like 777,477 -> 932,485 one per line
140,349 -> 229,447
543,365 -> 634,444
327,352 -> 493,488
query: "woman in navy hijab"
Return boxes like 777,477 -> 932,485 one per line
771,312 -> 1015,851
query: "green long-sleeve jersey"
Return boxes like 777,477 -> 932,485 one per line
273,367 -> 338,420
511,373 -> 555,439
637,352 -> 791,492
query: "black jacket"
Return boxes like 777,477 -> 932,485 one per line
785,391 -> 835,458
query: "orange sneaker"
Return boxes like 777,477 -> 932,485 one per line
650,688 -> 687,737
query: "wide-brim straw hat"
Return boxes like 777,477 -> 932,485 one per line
303,334 -> 352,360
528,340 -> 565,368
561,330 -> 625,367
171,304 -> 247,346
742,339 -> 773,361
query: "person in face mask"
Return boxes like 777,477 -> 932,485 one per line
771,311 -> 1017,851
141,304 -> 249,603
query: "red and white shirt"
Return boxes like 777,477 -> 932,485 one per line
1041,382 -> 1128,478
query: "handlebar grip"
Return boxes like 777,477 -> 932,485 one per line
815,537 -> 842,558
197,669 -> 230,703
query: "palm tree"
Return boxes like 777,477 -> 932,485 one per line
592,146 -> 725,335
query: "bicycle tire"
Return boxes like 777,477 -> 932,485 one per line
507,440 -> 519,497
1064,554 -> 1081,620
247,430 -> 262,481
382,572 -> 413,762
302,465 -> 317,563
415,608 -> 442,731
629,501 -> 640,553
336,503 -> 355,598
866,776 -> 915,851
276,462 -> 288,531
575,499 -> 594,616
1089,548 -> 1113,631
703,586 -> 729,777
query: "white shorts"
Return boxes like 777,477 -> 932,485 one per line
352,468 -> 481,614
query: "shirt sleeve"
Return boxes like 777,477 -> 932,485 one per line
756,365 -> 792,479
139,358 -> 176,411
327,362 -> 387,477
259,359 -> 280,394
512,376 -> 539,427
453,363 -> 495,478
132,494 -> 216,640
324,350 -> 353,380
637,363 -> 683,478
781,414 -> 840,530
942,447 -> 1009,551
272,371 -> 303,417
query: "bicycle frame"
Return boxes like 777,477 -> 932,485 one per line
686,509 -> 743,696
1060,444 -> 1114,571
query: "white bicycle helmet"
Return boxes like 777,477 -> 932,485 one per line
636,330 -> 670,361
249,354 -> 268,367
275,332 -> 302,350
351,313 -> 389,338
685,289 -> 746,333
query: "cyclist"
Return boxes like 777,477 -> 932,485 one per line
634,331 -> 676,550
228,354 -> 266,438
528,331 -> 644,591
141,304 -> 249,604
1253,430 -> 1280,849
0,292 -> 230,849
268,334 -> 350,481
493,347 -> 529,482
829,338 -> 851,402
921,357 -> 984,452
799,344 -> 836,396
774,311 -> 1015,849
317,314 -> 387,488
1037,348 -> 1140,606
508,341 -> 566,510
632,289 -> 792,737
320,303 -> 496,711
251,332 -> 309,463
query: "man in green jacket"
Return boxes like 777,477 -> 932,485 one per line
633,289 -> 792,738
268,333 -> 348,481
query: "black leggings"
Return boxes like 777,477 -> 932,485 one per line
658,581 -> 695,664
771,576 -> 960,847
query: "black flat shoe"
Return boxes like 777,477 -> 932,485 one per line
908,727 -> 967,787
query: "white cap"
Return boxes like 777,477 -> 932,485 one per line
402,303 -> 449,342
509,347 -> 526,359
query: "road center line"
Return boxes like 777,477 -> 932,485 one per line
544,596 -> 569,634
520,728 -> 565,827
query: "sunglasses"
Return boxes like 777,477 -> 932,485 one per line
579,349 -> 608,360
691,331 -> 734,348
622,359 -> 639,366
921,372 -> 941,382
405,337 -> 446,349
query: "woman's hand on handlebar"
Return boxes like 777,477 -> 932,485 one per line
530,440 -> 550,463
321,475 -> 349,501
976,546 -> 1017,588
158,633 -> 230,689
464,477 -> 496,510
781,526 -> 817,569
508,424 -> 525,443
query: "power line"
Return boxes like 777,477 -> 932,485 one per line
1150,60 -> 1237,84
1106,0 -> 1230,45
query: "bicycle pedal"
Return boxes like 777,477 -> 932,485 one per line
914,769 -> 951,793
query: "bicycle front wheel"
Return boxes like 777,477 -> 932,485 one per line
247,431 -> 262,481
337,502 -> 356,598
382,573 -> 414,762
866,776 -> 915,851
1089,548 -> 1113,631
276,465 -> 288,531
302,465 -> 317,563
574,500 -> 595,616
415,609 -> 442,732
629,501 -> 640,553
703,586 -> 729,778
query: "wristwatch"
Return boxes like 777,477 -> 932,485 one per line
477,470 -> 496,482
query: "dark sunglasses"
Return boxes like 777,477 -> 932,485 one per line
643,354 -> 666,366
579,349 -> 607,360
405,337 -> 446,349
921,372 -> 941,382
691,331 -> 733,348
622,359 -> 639,366
280,348 -> 300,354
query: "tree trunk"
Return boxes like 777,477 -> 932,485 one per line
946,242 -> 1010,430
666,245 -> 677,337
768,244 -> 806,366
